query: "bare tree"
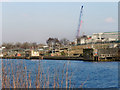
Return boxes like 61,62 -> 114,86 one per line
60,38 -> 70,46
2,42 -> 14,49
21,42 -> 31,49
31,42 -> 38,49
46,38 -> 61,47
14,42 -> 22,49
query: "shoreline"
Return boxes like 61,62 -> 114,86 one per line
1,56 -> 120,62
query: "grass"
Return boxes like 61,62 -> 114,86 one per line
1,59 -> 85,88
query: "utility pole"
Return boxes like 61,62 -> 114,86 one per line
52,42 -> 53,55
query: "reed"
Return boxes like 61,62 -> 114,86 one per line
2,59 -> 86,88
66,64 -> 68,89
46,67 -> 49,88
28,72 -> 31,88
61,63 -> 65,88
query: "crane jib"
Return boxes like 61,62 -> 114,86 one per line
76,5 -> 84,38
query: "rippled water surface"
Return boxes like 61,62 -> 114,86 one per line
1,59 -> 118,88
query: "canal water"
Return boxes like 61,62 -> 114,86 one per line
1,59 -> 119,88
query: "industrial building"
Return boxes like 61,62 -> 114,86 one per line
91,32 -> 118,43
83,47 -> 120,61
76,31 -> 118,45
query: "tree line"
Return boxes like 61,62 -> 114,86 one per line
1,38 -> 73,50
1,42 -> 44,49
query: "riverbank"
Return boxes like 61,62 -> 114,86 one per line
1,56 -> 120,62
44,56 -> 120,62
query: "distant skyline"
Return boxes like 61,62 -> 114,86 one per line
2,2 -> 118,44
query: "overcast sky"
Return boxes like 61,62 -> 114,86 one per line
2,2 -> 118,44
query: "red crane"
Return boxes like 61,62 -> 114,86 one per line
76,6 -> 84,38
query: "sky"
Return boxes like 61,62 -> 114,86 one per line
2,2 -> 118,44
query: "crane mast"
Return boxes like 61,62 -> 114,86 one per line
76,6 -> 84,38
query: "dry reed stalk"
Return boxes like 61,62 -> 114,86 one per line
4,60 -> 11,88
68,72 -> 73,89
24,66 -> 28,88
39,62 -> 46,88
46,67 -> 49,88
17,64 -> 21,88
22,67 -> 26,88
8,61 -> 12,88
4,74 -> 8,88
5,75 -> 9,88
19,62 -> 23,88
6,75 -> 11,88
0,71 -> 1,78
56,68 -> 60,88
28,72 -> 31,88
37,62 -> 40,88
47,74 -> 49,89
69,64 -> 73,89
2,60 -> 8,88
66,65 -> 68,89
35,63 -> 41,88
43,73 -> 46,88
61,63 -> 65,88
35,69 -> 38,88
12,71 -> 16,88
79,75 -> 89,88
69,72 -> 73,89
2,64 -> 5,88
11,63 -> 16,88
7,66 -> 11,88
53,69 -> 56,89
40,71 -> 43,87
16,67 -> 19,88
21,64 -> 26,88
16,66 -> 19,88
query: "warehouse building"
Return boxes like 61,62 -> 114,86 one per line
76,31 -> 118,45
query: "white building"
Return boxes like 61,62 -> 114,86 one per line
75,32 -> 118,45
87,32 -> 118,43
0,48 -> 3,57
74,31 -> 118,45
102,32 -> 118,42
76,35 -> 88,45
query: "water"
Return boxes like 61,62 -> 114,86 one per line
1,59 -> 118,88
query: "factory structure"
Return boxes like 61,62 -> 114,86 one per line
75,6 -> 119,45
76,31 -> 118,45
74,5 -> 120,61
